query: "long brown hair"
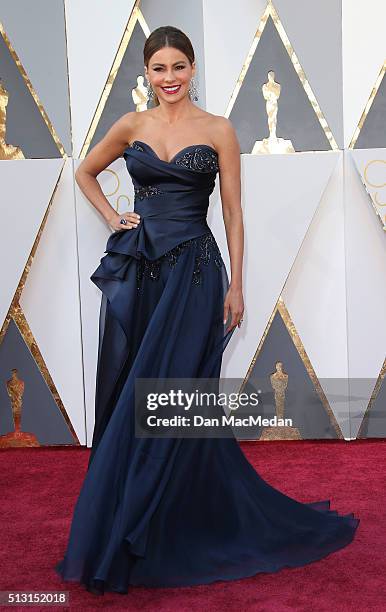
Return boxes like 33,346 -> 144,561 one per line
144,26 -> 195,106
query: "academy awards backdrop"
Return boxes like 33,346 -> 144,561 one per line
0,0 -> 385,447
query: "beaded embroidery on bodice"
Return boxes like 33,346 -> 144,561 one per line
127,140 -> 220,173
134,185 -> 163,200
175,147 -> 219,172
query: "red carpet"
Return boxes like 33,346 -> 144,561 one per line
0,439 -> 384,611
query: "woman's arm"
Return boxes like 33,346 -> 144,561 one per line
75,113 -> 141,232
213,117 -> 244,332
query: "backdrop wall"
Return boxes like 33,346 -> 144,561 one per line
0,0 -> 385,446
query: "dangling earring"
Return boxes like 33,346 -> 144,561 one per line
146,80 -> 154,103
188,77 -> 199,102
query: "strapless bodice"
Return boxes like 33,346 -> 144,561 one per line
103,140 -> 220,261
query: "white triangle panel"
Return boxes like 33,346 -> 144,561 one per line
344,150 -> 386,436
0,159 -> 64,330
281,153 -> 351,435
73,158 -> 134,445
209,152 -> 340,381
19,159 -> 85,444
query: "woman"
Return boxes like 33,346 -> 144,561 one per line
55,26 -> 359,594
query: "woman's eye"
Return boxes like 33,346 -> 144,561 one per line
152,65 -> 185,72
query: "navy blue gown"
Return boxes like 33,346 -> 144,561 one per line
55,140 -> 359,594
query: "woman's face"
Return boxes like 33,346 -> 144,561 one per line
145,46 -> 195,104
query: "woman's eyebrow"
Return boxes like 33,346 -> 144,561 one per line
150,61 -> 186,67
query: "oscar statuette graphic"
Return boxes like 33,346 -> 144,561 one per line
0,79 -> 24,160
252,71 -> 294,155
260,361 -> 302,440
0,369 -> 39,447
131,75 -> 148,112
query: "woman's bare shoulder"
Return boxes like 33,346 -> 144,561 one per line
210,114 -> 235,135
193,110 -> 236,144
203,113 -> 239,152
120,108 -> 158,123
114,109 -> 156,141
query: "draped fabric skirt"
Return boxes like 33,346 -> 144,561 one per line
55,230 -> 359,594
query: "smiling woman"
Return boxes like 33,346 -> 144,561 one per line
143,27 -> 196,107
55,25 -> 359,595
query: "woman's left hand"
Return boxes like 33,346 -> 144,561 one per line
223,286 -> 244,333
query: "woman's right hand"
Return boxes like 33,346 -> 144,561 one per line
108,211 -> 141,232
